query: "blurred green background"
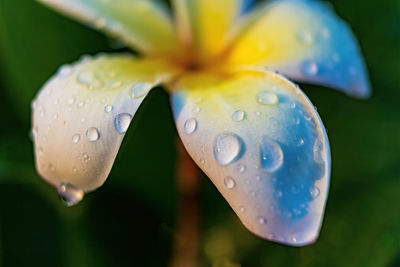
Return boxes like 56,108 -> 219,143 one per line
0,0 -> 399,266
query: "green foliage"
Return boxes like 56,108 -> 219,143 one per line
0,0 -> 399,266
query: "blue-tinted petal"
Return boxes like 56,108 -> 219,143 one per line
171,70 -> 331,246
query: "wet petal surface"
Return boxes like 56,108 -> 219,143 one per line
171,70 -> 331,246
228,0 -> 370,98
32,54 -> 174,196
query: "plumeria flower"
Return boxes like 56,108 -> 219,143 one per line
31,0 -> 370,246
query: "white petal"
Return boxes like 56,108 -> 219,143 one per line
32,54 -> 174,199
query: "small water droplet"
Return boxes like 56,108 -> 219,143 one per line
255,111 -> 261,116
232,110 -> 246,121
257,216 -> 267,224
77,71 -> 103,89
192,106 -> 201,114
297,29 -> 314,45
274,190 -> 283,198
58,65 -> 73,77
184,118 -> 197,134
83,153 -> 90,161
313,139 -> 325,164
67,97 -> 75,105
301,60 -> 319,76
294,136 -> 304,146
57,182 -> 84,207
104,105 -> 113,113
38,146 -> 44,156
199,158 -> 205,164
239,206 -> 246,213
114,113 -> 132,134
290,102 -> 296,109
260,136 -> 284,172
49,164 -> 56,172
237,164 -> 246,173
130,83 -> 151,99
77,101 -> 85,108
86,127 -> 100,141
257,91 -> 278,105
72,133 -> 81,144
224,176 -> 236,189
255,175 -> 261,181
214,133 -> 244,166
310,186 -> 320,199
80,117 -> 86,123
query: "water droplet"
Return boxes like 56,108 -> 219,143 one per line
255,175 -> 261,181
130,82 -> 151,99
184,118 -> 197,134
49,164 -> 56,172
237,164 -> 246,173
80,117 -> 86,123
67,97 -> 75,105
255,111 -> 261,116
58,65 -> 73,77
257,216 -> 267,224
199,158 -> 205,164
77,71 -> 103,89
57,182 -> 84,207
274,190 -> 283,198
321,27 -> 331,39
104,105 -> 113,113
257,91 -> 278,105
239,206 -> 246,213
83,153 -> 90,161
109,81 -> 122,89
294,136 -> 304,146
301,60 -> 319,76
310,186 -> 320,199
313,139 -> 325,164
38,146 -> 44,156
213,133 -> 244,166
297,29 -> 314,45
72,134 -> 81,144
86,127 -> 100,141
53,113 -> 58,120
232,110 -> 246,121
260,136 -> 284,172
224,176 -> 236,189
290,102 -> 296,109
192,106 -> 201,114
114,113 -> 132,134
77,101 -> 85,108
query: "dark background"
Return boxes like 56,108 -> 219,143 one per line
0,0 -> 399,266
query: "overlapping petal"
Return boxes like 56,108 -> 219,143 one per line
32,54 -> 175,197
38,0 -> 181,56
172,0 -> 247,61
171,70 -> 330,246
227,0 -> 370,98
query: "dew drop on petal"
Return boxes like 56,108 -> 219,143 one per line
310,186 -> 320,199
313,139 -> 325,164
260,136 -> 283,172
72,133 -> 81,144
214,133 -> 244,166
301,60 -> 319,76
224,176 -> 236,189
232,110 -> 246,121
104,105 -> 113,113
257,216 -> 267,224
237,164 -> 246,173
297,29 -> 314,45
57,182 -> 84,207
184,118 -> 197,134
257,91 -> 278,105
131,82 -> 151,99
114,113 -> 132,134
86,127 -> 100,141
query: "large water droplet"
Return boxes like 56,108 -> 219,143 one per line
58,65 -> 73,77
214,133 -> 244,166
257,91 -> 278,105
131,83 -> 151,99
86,127 -> 100,141
114,113 -> 132,134
301,60 -> 319,76
232,110 -> 246,121
184,118 -> 197,134
260,136 -> 283,172
57,182 -> 84,207
224,176 -> 236,189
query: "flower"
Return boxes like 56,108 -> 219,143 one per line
31,0 -> 370,246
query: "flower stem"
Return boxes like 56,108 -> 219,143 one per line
170,140 -> 201,267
